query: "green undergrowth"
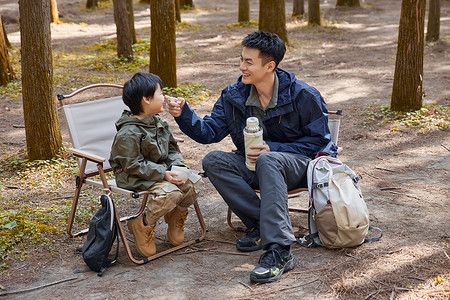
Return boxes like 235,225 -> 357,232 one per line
0,148 -> 98,271
163,83 -> 211,104
362,101 -> 449,133
227,20 -> 258,28
177,21 -> 202,31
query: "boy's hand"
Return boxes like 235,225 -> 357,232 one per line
165,171 -> 185,186
165,95 -> 185,117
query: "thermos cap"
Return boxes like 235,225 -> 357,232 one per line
246,117 -> 259,131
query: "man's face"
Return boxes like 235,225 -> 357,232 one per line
239,47 -> 270,85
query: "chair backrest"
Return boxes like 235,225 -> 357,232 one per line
328,110 -> 342,146
62,96 -> 128,173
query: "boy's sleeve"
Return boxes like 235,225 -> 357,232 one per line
166,133 -> 186,168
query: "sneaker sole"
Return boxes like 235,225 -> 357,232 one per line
249,256 -> 298,283
236,242 -> 263,252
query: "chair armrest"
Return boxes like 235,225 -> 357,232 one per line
68,148 -> 106,163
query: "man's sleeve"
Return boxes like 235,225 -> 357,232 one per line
174,92 -> 229,144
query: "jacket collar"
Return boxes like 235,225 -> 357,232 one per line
226,68 -> 296,114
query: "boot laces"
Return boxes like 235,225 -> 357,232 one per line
176,211 -> 188,229
146,225 -> 156,243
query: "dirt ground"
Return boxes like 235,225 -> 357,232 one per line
0,0 -> 449,299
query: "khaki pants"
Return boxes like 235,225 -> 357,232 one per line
145,180 -> 198,222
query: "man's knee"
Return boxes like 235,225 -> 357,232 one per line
202,151 -> 220,170
255,152 -> 280,167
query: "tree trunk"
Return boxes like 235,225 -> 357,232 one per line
426,0 -> 440,41
150,0 -> 177,88
50,0 -> 59,23
391,0 -> 426,112
259,0 -> 288,44
1,16 -> 12,49
179,0 -> 194,9
293,0 -> 304,17
0,16 -> 14,85
238,0 -> 250,23
308,0 -> 320,25
126,0 -> 137,44
19,0 -> 62,160
175,0 -> 181,22
336,0 -> 360,7
86,0 -> 98,9
113,0 -> 133,58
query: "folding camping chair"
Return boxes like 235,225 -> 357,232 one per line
226,110 -> 343,231
57,84 -> 206,264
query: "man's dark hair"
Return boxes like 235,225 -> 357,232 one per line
122,72 -> 163,115
241,31 -> 286,68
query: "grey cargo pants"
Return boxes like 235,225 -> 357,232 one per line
202,150 -> 311,249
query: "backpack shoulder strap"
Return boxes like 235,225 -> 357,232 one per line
97,196 -> 120,277
363,226 -> 383,243
296,208 -> 322,248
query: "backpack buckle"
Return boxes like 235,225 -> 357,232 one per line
313,182 -> 328,189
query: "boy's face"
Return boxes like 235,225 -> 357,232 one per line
239,47 -> 273,85
144,84 -> 164,116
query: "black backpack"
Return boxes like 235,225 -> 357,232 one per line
82,194 -> 119,276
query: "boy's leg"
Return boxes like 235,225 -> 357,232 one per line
176,180 -> 198,208
146,181 -> 183,222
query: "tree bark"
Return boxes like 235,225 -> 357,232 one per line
113,0 -> 133,58
238,0 -> 250,23
126,0 -> 137,44
259,0 -> 288,44
1,17 -> 11,48
336,0 -> 360,7
293,0 -> 304,17
18,0 -> 62,160
308,0 -> 320,25
175,0 -> 181,22
150,0 -> 177,88
50,0 -> 59,23
0,16 -> 14,85
391,0 -> 426,111
426,0 -> 440,41
86,0 -> 98,9
179,0 -> 194,9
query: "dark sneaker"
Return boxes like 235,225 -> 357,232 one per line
236,226 -> 262,252
249,247 -> 297,283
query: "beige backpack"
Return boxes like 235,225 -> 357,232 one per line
297,156 -> 381,248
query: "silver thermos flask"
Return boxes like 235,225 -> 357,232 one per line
243,117 -> 263,171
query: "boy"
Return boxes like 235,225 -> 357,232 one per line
109,72 -> 198,257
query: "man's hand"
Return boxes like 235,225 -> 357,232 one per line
164,171 -> 185,186
165,95 -> 185,117
246,142 -> 271,163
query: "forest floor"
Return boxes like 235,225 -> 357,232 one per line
0,0 -> 449,299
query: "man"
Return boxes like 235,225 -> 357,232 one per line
168,31 -> 337,283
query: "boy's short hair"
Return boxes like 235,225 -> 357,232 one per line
122,72 -> 163,115
242,31 -> 286,68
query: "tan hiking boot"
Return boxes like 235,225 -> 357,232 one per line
164,208 -> 188,246
127,215 -> 156,257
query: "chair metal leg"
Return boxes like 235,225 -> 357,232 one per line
226,188 -> 309,231
67,158 -> 88,237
